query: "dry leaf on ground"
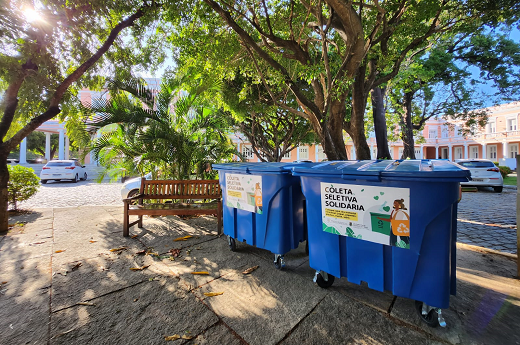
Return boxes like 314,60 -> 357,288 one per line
191,271 -> 209,275
1,281 -> 7,285
54,250 -> 65,253
135,250 -> 146,255
169,248 -> 181,257
89,240 -> 97,243
181,335 -> 194,340
129,265 -> 150,271
110,247 -> 127,252
77,302 -> 95,306
164,334 -> 180,341
242,265 -> 259,275
131,235 -> 139,239
203,292 -> 224,297
173,235 -> 193,242
71,262 -> 82,271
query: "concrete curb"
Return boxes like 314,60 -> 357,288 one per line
457,242 -> 518,260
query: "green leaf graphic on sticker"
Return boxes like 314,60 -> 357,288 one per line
323,223 -> 341,235
361,189 -> 364,192
380,192 -> 384,195
374,196 -> 379,200
226,201 -> 234,208
346,227 -> 355,237
383,206 -> 391,212
356,235 -> 362,239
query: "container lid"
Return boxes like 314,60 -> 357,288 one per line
291,159 -> 470,181
212,162 -> 311,173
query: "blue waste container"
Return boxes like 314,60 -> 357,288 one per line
292,159 -> 469,327
212,162 -> 307,269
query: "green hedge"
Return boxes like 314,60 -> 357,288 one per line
498,166 -> 512,178
7,165 -> 40,211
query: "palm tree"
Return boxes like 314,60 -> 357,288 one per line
85,75 -> 236,180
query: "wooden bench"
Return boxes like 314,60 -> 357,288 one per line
123,179 -> 222,237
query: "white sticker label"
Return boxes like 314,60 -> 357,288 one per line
225,173 -> 263,214
321,182 -> 411,249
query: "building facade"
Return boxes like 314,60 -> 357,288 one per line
234,101 -> 520,169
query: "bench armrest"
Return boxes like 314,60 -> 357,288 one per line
123,194 -> 143,203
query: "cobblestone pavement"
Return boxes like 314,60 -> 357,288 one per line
18,181 -> 518,254
19,180 -> 124,208
457,186 -> 517,254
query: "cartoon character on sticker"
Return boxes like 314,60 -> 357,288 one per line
378,199 -> 410,248
254,182 -> 263,213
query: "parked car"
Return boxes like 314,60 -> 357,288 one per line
455,159 -> 503,193
7,158 -> 19,164
40,160 -> 88,184
121,173 -> 152,199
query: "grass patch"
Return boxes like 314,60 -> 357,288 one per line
503,175 -> 517,186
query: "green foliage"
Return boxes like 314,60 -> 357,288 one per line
498,166 -> 512,178
85,74 -> 237,181
7,165 -> 40,211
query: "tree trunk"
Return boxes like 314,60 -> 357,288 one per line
371,87 -> 392,159
401,92 -> 416,159
322,99 -> 349,160
0,150 -> 9,233
347,71 -> 371,160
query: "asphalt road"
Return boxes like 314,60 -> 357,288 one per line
17,180 -> 518,254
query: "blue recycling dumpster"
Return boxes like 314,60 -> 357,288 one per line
292,159 -> 469,327
212,162 -> 307,269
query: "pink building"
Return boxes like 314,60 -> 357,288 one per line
233,101 -> 519,169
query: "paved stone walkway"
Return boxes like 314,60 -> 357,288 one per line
18,181 -> 518,254
457,186 -> 517,254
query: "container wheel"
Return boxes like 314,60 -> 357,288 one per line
315,272 -> 335,288
227,236 -> 236,252
414,300 -> 440,327
274,255 -> 285,270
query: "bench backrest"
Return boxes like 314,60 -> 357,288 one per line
139,179 -> 221,200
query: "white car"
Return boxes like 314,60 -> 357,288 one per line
121,173 -> 152,199
40,160 -> 88,184
456,159 -> 504,193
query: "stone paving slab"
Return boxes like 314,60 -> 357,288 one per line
193,265 -> 330,345
131,215 -> 221,254
391,246 -> 520,345
280,292 -> 444,345
184,323 -> 244,345
49,276 -> 219,345
0,256 -> 51,345
159,236 -> 263,289
51,253 -> 176,312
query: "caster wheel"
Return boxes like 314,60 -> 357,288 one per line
227,236 -> 236,252
315,272 -> 335,288
274,255 -> 285,270
414,301 -> 440,327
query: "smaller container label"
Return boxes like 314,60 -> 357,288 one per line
321,182 -> 410,248
225,173 -> 263,214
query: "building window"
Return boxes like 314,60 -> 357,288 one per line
242,145 -> 254,159
470,146 -> 479,158
488,121 -> 496,133
454,147 -> 462,159
282,150 -> 292,159
299,146 -> 309,160
488,145 -> 497,159
510,144 -> 519,158
428,129 -> 437,139
454,125 -> 461,137
414,148 -> 421,158
441,126 -> 449,138
316,145 -> 326,161
371,147 -> 377,159
398,147 -> 404,158
507,118 -> 517,131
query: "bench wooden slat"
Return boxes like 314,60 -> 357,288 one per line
123,179 -> 222,237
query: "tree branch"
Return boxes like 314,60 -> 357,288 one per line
3,5 -> 152,152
